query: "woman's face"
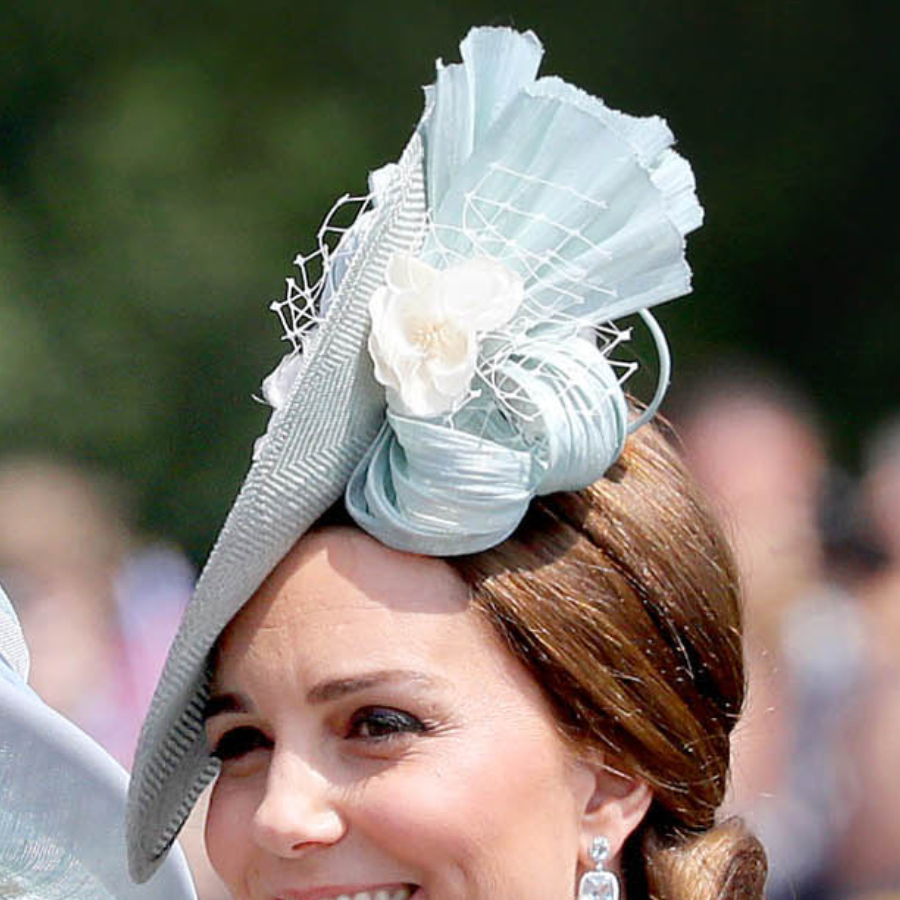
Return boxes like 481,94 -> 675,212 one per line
205,527 -> 597,900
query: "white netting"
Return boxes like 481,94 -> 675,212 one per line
269,191 -> 376,354
423,161 -> 642,429
268,161 -> 660,430
426,162 -> 616,316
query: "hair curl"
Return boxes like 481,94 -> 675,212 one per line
446,423 -> 767,900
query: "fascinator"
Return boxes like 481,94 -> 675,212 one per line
127,25 -> 702,880
0,584 -> 197,899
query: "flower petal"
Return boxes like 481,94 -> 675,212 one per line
427,342 -> 478,398
260,352 -> 304,408
386,252 -> 438,294
437,257 -> 524,332
396,362 -> 457,418
368,328 -> 401,392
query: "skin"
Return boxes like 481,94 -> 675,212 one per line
205,527 -> 648,900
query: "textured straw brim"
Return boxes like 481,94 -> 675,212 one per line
126,133 -> 429,882
0,669 -> 197,899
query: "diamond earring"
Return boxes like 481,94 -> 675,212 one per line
577,836 -> 620,900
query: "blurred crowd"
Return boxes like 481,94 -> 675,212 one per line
676,364 -> 900,900
1,361 -> 899,900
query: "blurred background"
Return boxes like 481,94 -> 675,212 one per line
1,1 -> 897,898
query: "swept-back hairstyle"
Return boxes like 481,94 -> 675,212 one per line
448,423 -> 767,900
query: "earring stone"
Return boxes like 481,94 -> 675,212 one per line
577,836 -> 620,900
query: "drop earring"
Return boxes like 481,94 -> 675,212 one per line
577,836 -> 620,900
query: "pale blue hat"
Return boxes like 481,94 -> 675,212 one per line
127,25 -> 702,882
0,585 -> 197,899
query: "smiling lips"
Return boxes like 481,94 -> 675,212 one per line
276,886 -> 416,900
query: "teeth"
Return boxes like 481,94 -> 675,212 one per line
318,889 -> 412,900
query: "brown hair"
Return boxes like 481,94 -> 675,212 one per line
445,422 -> 767,900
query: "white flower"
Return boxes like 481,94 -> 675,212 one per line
260,352 -> 304,409
254,352 -> 306,460
368,254 -> 524,417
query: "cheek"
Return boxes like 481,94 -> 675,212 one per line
352,736 -> 582,900
205,777 -> 257,894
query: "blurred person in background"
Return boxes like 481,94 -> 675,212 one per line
859,417 -> 900,660
674,366 -> 866,900
0,455 -> 190,764
830,417 -> 900,898
0,454 -> 228,900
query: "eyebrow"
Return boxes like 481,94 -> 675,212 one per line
204,691 -> 248,719
306,669 -> 442,704
204,669 -> 443,720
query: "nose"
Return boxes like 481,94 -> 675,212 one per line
251,749 -> 346,857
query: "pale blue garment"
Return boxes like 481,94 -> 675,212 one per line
0,581 -> 28,682
0,584 -> 198,900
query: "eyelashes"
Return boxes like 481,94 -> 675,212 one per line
212,725 -> 272,762
209,706 -> 429,762
347,706 -> 428,740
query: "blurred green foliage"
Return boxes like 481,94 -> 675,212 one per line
1,0 -> 896,561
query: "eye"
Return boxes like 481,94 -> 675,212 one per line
211,726 -> 272,761
347,706 -> 427,741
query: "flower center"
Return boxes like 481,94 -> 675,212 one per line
412,321 -> 453,359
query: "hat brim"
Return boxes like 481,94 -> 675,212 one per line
0,667 -> 197,899
126,132 -> 429,882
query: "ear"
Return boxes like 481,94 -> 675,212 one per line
572,757 -> 653,868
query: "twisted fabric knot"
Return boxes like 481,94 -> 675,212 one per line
345,335 -> 627,555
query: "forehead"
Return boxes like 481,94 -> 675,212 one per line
213,527 -> 486,684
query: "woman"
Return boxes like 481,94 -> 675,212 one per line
127,26 -> 767,900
